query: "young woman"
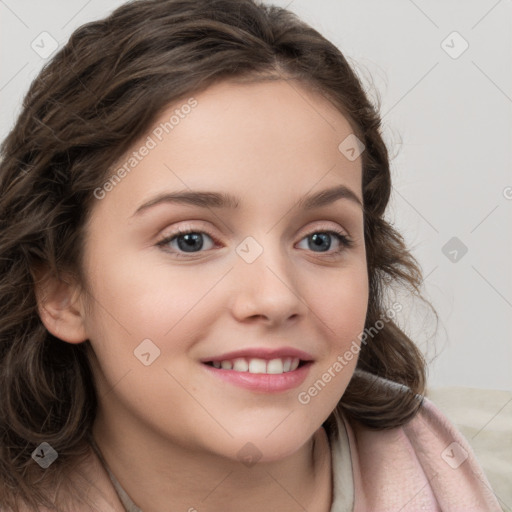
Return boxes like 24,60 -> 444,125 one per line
0,0 -> 501,510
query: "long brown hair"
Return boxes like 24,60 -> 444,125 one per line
0,0 -> 437,509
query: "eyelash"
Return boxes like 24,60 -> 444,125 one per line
156,226 -> 354,259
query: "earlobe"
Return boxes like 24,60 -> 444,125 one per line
34,269 -> 88,344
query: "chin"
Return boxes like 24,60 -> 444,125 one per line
218,428 -> 316,465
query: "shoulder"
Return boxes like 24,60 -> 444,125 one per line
340,394 -> 502,511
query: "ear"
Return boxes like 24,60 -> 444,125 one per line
34,268 -> 88,344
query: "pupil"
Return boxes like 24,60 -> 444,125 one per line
310,233 -> 331,252
178,233 -> 203,252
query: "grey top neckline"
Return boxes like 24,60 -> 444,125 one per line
88,434 -> 143,512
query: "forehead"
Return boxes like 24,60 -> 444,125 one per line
167,78 -> 357,155
91,79 -> 363,221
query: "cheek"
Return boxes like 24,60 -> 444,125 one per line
81,251 -> 234,377
311,264 -> 369,345
298,267 -> 368,409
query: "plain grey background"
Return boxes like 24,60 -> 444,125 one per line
1,0 -> 511,391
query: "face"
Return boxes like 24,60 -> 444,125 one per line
80,79 -> 368,462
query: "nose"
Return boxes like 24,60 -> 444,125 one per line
229,241 -> 307,326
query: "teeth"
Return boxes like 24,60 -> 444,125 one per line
248,358 -> 267,374
233,358 -> 249,372
210,357 -> 301,374
267,358 -> 284,374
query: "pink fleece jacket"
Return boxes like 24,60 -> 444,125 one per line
331,396 -> 502,511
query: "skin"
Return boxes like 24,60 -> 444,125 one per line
37,79 -> 368,512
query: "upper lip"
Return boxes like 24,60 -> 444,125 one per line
200,346 -> 314,363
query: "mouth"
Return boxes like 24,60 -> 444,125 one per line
200,349 -> 314,393
203,357 -> 309,374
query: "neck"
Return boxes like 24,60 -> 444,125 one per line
90,408 -> 332,512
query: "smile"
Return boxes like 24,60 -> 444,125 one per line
204,357 -> 302,374
200,348 -> 314,393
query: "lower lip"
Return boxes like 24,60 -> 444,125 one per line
202,362 -> 312,393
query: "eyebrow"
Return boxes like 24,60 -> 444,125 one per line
132,184 -> 363,217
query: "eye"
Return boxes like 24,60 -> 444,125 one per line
296,229 -> 353,255
157,228 -> 217,257
156,226 -> 354,258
